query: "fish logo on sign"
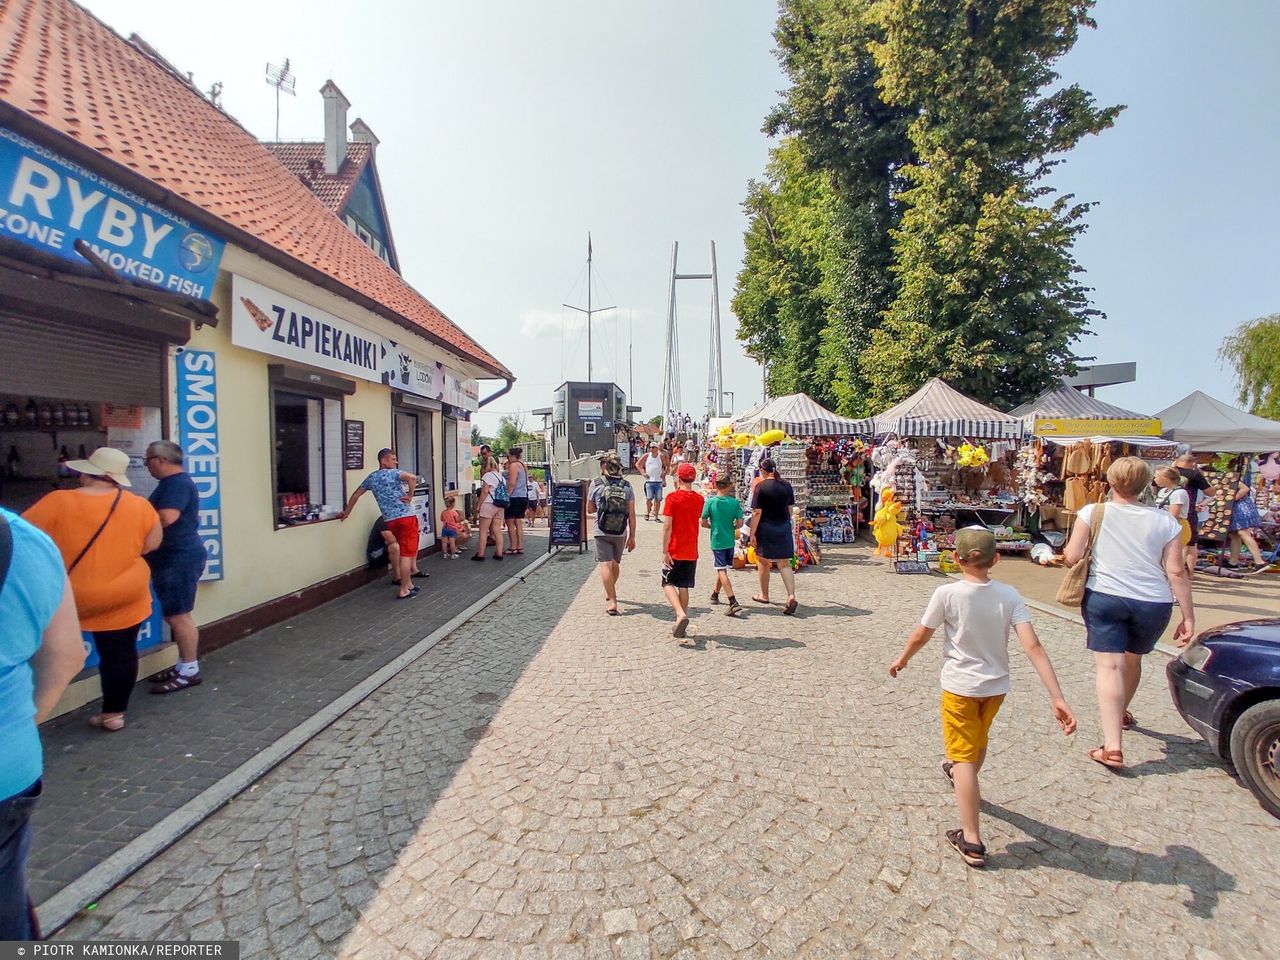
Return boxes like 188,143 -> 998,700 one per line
179,231 -> 216,273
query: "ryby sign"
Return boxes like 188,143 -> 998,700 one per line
174,349 -> 225,581
0,127 -> 225,298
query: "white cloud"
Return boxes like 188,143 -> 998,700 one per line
519,309 -> 585,339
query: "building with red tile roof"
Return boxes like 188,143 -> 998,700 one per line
0,0 -> 510,380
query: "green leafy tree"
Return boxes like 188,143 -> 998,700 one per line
736,0 -> 913,415
470,425 -> 484,447
647,415 -> 663,428
493,414 -> 537,455
862,0 -> 1122,410
1220,313 -> 1280,419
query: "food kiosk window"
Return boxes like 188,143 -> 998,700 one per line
268,365 -> 354,526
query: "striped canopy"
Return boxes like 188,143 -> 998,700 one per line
1010,384 -> 1148,427
732,394 -> 873,436
871,379 -> 1022,439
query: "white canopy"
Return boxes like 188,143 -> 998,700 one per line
1155,391 -> 1280,453
871,379 -> 1022,439
732,393 -> 872,436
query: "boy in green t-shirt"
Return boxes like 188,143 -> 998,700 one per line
701,476 -> 745,616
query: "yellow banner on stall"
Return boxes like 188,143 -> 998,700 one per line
1034,417 -> 1162,437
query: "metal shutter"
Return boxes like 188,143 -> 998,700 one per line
0,313 -> 164,407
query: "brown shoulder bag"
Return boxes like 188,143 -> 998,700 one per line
1056,503 -> 1105,606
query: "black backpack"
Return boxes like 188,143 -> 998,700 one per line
0,513 -> 11,596
597,479 -> 631,536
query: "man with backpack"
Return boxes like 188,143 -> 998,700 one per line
587,454 -> 637,616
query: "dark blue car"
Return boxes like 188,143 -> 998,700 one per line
1167,618 -> 1280,819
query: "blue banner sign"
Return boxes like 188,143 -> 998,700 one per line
175,349 -> 225,581
83,587 -> 165,669
0,126 -> 225,299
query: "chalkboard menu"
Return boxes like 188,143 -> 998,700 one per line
549,480 -> 588,550
343,419 -> 364,471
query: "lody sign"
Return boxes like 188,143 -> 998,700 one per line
0,126 -> 225,298
174,349 -> 225,581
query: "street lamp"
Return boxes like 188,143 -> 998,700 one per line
722,391 -> 735,416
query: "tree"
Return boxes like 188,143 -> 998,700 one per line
1220,313 -> 1280,419
735,0 -> 914,415
470,425 -> 484,447
861,0 -> 1122,410
493,414 -> 537,455
647,415 -> 663,428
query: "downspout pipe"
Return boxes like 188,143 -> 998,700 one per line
479,377 -> 514,409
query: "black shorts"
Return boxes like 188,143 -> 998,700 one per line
504,497 -> 529,519
661,559 -> 697,589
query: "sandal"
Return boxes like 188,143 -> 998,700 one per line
752,595 -> 770,605
783,598 -> 798,616
88,713 -> 125,732
1122,711 -> 1135,730
148,665 -> 179,684
945,828 -> 986,868
1088,747 -> 1124,769
606,603 -> 619,616
941,761 -> 954,785
151,672 -> 202,695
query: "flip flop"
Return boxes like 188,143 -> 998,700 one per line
606,604 -> 619,616
672,616 -> 689,639
752,595 -> 770,605
783,598 -> 798,616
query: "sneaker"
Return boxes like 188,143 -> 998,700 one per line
727,599 -> 742,617
709,592 -> 721,605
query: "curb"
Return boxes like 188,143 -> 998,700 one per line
39,550 -> 561,935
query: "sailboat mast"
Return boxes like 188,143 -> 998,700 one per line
587,233 -> 593,382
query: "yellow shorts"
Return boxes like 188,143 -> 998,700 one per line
941,690 -> 1006,764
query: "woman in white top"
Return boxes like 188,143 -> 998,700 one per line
1153,466 -> 1193,574
471,456 -> 506,562
1064,457 -> 1194,770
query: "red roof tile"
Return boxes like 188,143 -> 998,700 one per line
0,0 -> 510,378
265,140 -> 371,215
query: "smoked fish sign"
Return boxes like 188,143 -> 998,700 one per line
0,126 -> 226,298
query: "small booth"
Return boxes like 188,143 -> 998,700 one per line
869,379 -> 1024,562
1010,385 -> 1168,537
1156,391 -> 1280,553
713,394 -> 873,562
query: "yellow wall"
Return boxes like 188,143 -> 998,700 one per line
182,250 -> 461,626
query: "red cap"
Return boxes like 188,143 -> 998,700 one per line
677,462 -> 697,482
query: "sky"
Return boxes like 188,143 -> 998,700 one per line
78,0 -> 1280,434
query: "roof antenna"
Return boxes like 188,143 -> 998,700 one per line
265,59 -> 296,140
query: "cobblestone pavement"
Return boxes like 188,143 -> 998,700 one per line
34,533 -> 547,904
60,504 -> 1278,958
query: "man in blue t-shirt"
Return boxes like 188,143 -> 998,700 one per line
145,440 -> 208,693
340,449 -> 422,599
0,508 -> 86,939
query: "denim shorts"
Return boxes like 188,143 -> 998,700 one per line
711,548 -> 734,570
150,555 -> 206,617
644,481 -> 664,501
1082,589 -> 1173,655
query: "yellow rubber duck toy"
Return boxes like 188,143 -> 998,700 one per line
872,487 -> 904,559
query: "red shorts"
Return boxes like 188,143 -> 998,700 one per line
385,515 -> 420,559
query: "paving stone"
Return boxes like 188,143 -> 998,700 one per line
51,507 -> 1280,957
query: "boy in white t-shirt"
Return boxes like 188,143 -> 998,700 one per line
889,527 -> 1076,868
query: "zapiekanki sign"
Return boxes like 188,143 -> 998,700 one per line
0,126 -> 226,298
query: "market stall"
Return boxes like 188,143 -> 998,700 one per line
868,379 -> 1025,564
711,394 -> 873,561
1156,392 -> 1280,561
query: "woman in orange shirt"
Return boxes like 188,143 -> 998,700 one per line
25,448 -> 162,732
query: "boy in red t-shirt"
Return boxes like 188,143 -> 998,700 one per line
662,462 -> 705,642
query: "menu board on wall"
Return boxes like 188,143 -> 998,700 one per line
343,419 -> 365,471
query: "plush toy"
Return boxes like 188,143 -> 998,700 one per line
872,488 -> 904,559
756,428 -> 786,447
955,443 -> 989,469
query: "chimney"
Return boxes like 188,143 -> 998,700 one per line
319,80 -> 350,176
349,118 -> 379,150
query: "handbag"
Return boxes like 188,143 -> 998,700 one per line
1056,503 -> 1105,606
67,488 -> 122,575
